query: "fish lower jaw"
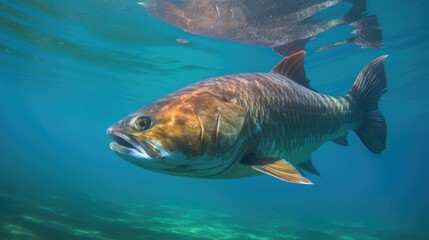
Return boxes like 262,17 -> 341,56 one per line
109,142 -> 152,159
107,129 -> 166,159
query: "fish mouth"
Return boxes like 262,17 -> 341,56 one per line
107,128 -> 170,159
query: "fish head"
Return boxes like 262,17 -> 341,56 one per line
107,91 -> 249,177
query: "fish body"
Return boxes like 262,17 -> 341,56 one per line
107,51 -> 387,184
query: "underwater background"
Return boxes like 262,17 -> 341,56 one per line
1,0 -> 428,239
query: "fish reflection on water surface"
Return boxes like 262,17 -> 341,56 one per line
140,0 -> 383,55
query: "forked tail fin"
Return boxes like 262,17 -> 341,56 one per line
348,56 -> 388,154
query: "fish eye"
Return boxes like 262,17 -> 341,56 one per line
135,116 -> 152,131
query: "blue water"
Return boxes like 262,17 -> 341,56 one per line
1,0 -> 428,239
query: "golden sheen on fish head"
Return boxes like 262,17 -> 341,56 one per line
107,90 -> 249,177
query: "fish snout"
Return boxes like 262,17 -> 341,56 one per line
107,126 -> 171,161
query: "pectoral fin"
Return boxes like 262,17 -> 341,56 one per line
246,158 -> 313,184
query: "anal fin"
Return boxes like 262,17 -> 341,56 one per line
245,158 -> 313,184
332,133 -> 349,146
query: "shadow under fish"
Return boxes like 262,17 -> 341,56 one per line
140,0 -> 382,56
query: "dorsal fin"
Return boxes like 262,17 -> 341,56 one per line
271,50 -> 310,88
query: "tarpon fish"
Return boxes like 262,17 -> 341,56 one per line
107,51 -> 387,184
140,0 -> 383,56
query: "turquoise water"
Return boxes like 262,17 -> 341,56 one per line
1,0 -> 428,239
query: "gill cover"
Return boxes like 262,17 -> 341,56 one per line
190,92 -> 247,156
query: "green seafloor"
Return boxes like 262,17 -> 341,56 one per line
0,180 -> 422,240
1,0 -> 428,239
